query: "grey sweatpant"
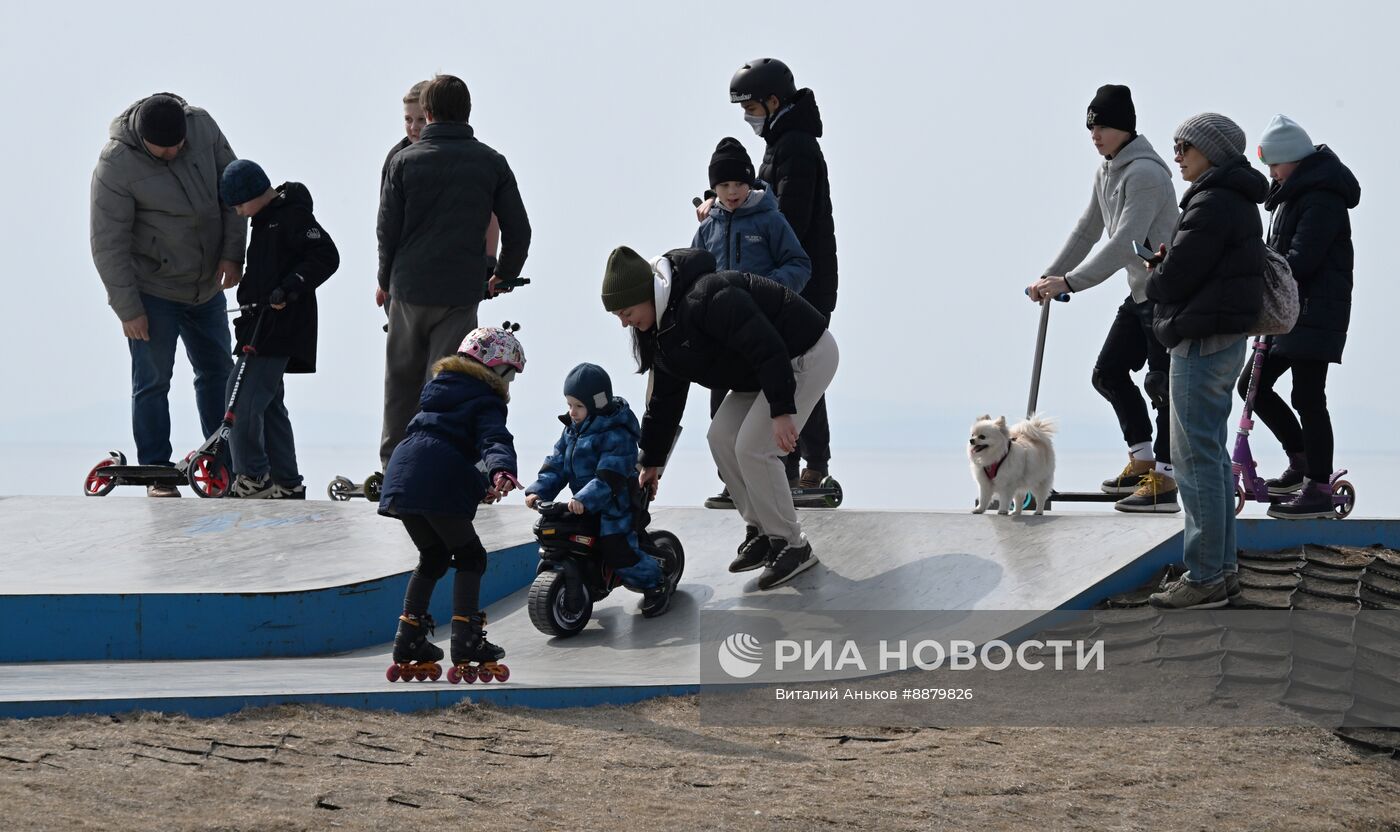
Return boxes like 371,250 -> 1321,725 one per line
708,330 -> 839,545
380,298 -> 479,468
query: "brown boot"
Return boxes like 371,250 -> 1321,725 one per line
798,468 -> 826,489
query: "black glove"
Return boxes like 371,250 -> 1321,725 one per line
270,275 -> 306,307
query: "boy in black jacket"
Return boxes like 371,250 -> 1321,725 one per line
722,58 -> 838,499
219,160 -> 340,498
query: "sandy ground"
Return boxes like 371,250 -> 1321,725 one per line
2,697 -> 1399,832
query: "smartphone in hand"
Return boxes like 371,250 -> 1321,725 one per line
1134,241 -> 1163,265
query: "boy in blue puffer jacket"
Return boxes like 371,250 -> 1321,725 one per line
693,137 -> 812,506
692,137 -> 811,292
524,363 -> 672,617
379,325 -> 524,681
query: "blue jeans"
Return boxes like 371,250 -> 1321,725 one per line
1169,338 -> 1248,585
129,292 -> 233,466
226,355 -> 301,486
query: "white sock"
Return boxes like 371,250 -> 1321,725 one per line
1156,462 -> 1174,477
1129,442 -> 1153,462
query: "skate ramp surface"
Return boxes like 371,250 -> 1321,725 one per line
0,505 -> 1190,717
0,497 -> 538,661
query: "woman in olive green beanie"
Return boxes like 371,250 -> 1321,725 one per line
602,244 -> 839,591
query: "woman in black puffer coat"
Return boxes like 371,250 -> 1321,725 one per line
1238,115 -> 1361,519
601,245 -> 839,592
1144,112 -> 1267,610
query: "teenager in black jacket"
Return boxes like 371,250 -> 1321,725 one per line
1243,116 -> 1361,519
722,58 -> 839,497
219,160 -> 340,499
602,246 -> 839,590
1145,113 -> 1266,610
377,74 -> 530,470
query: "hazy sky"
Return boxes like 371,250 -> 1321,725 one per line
1,1 -> 1395,486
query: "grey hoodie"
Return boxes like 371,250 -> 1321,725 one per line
90,95 -> 246,322
1044,135 -> 1179,303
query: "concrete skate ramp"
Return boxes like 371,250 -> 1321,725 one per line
0,506 -> 1193,718
0,497 -> 538,662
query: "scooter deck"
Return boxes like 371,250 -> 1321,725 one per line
103,465 -> 188,484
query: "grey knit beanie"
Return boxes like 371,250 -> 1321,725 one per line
1257,114 -> 1314,165
601,246 -> 654,312
1174,112 -> 1246,166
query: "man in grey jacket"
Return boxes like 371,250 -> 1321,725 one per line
377,74 -> 531,469
1028,84 -> 1181,513
91,93 -> 245,495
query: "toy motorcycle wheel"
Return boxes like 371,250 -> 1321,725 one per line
363,472 -> 384,502
84,458 -> 119,497
527,570 -> 592,638
188,453 -> 232,498
327,476 -> 354,502
1332,480 -> 1355,519
1234,484 -> 1247,516
648,530 -> 686,586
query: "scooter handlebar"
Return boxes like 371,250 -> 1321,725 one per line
1025,287 -> 1071,303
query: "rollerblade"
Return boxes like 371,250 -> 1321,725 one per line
447,612 -> 510,684
385,613 -> 444,682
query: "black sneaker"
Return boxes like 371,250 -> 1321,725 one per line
729,526 -> 772,573
757,539 -> 818,590
704,487 -> 735,510
1265,467 -> 1305,496
1267,482 -> 1334,519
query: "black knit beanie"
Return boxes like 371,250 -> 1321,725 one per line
1085,84 -> 1135,133
137,95 -> 187,147
708,137 -> 755,188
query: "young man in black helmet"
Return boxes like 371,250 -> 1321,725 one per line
703,57 -> 838,508
1027,84 -> 1181,513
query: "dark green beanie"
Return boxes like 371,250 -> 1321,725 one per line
601,246 -> 654,312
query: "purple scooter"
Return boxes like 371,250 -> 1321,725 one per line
1231,335 -> 1355,518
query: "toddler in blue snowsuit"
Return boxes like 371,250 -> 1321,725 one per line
524,363 -> 663,594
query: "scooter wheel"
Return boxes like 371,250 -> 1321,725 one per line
1235,484 -> 1247,516
364,472 -> 384,502
189,453 -> 232,498
1332,480 -> 1355,519
327,476 -> 354,502
821,476 -> 844,509
84,459 -> 119,497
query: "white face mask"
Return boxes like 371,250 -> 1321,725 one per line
744,112 -> 766,135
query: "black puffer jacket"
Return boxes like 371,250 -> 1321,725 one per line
377,122 -> 530,306
638,248 -> 828,465
760,89 -> 838,316
1265,146 -> 1360,363
1147,159 -> 1268,348
234,182 -> 339,373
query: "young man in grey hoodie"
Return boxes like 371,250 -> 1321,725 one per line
1028,84 -> 1181,513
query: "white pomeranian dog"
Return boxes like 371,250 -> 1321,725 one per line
968,414 -> 1057,516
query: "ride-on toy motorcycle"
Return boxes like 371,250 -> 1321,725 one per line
527,495 -> 684,638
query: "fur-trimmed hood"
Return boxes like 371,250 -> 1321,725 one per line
432,354 -> 510,401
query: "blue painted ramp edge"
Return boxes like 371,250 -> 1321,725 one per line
1,542 -> 537,663
0,684 -> 704,720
